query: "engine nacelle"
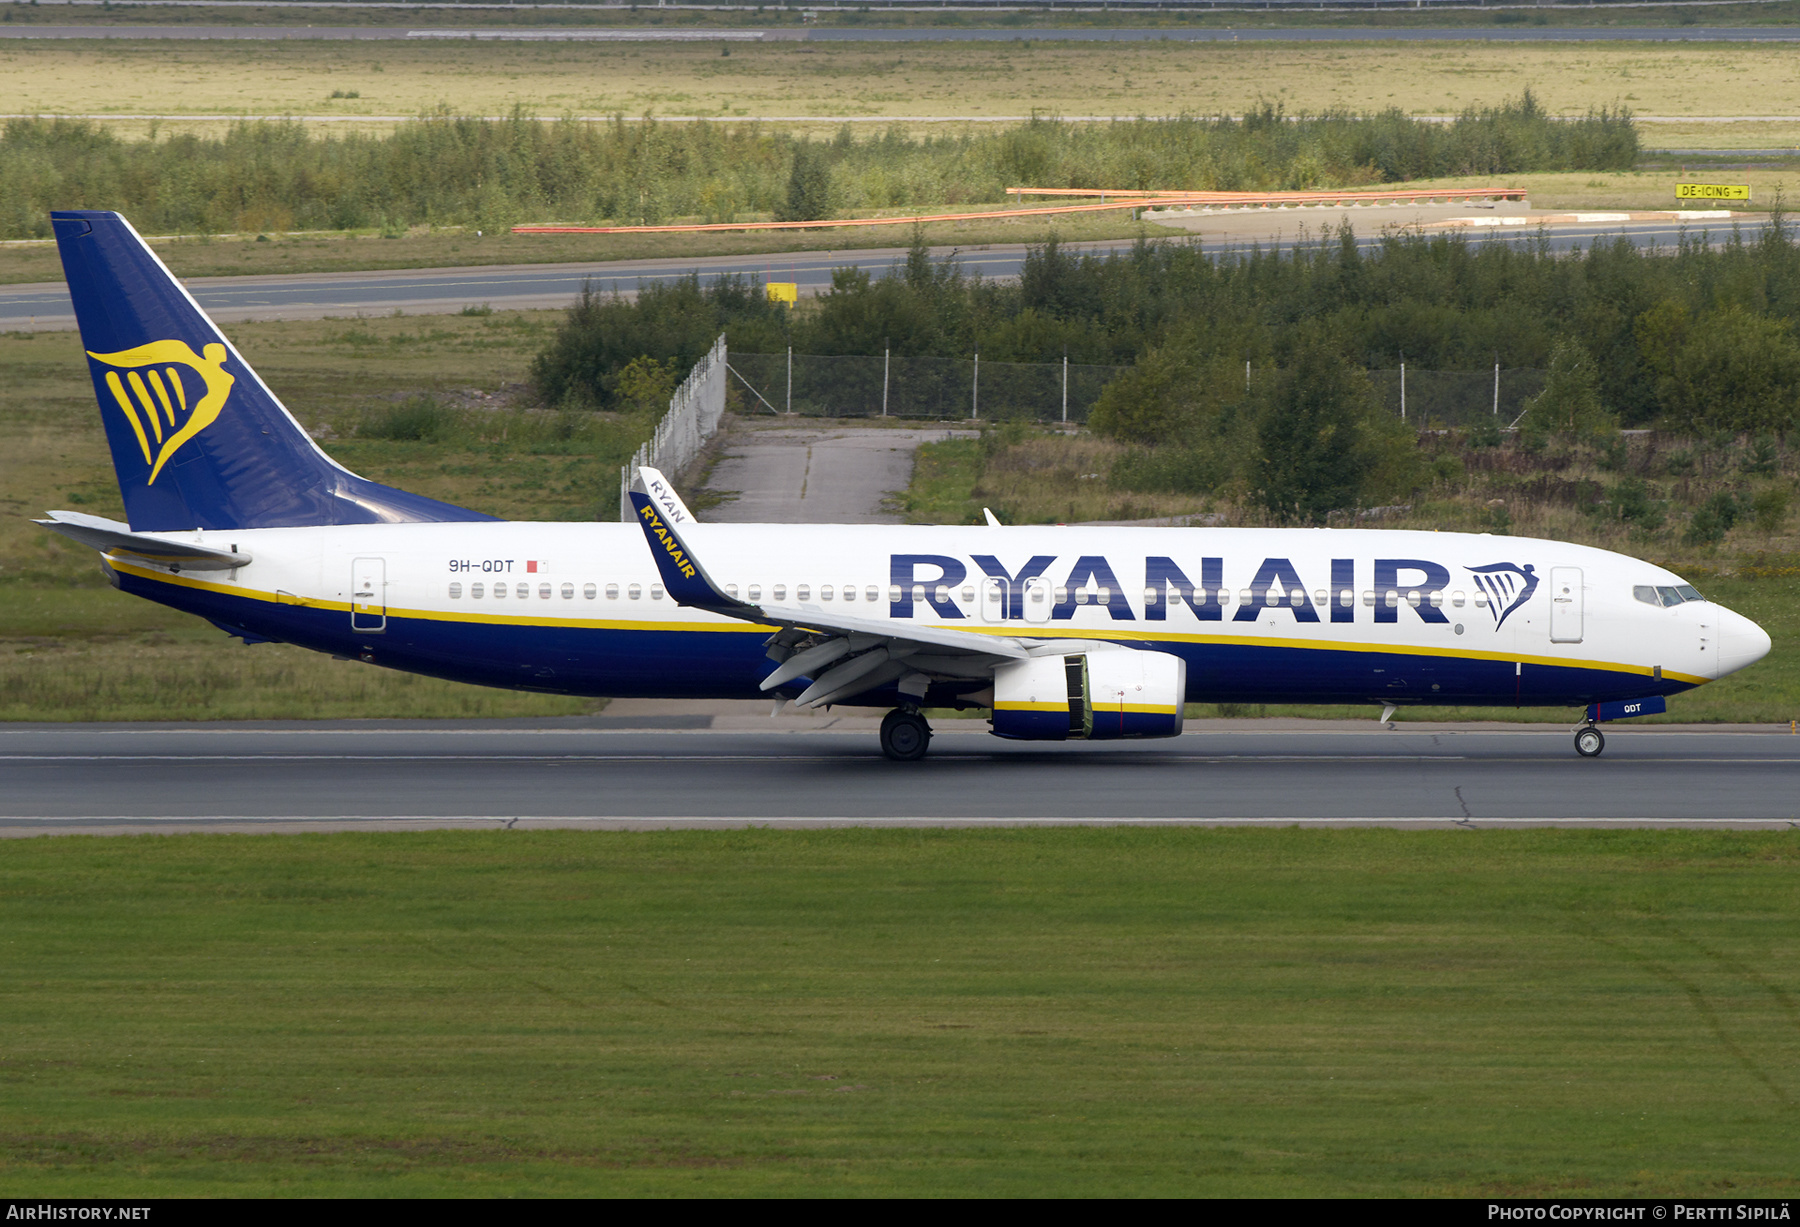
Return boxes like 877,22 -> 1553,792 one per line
991,649 -> 1187,741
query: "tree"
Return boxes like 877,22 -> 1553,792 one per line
774,142 -> 834,223
1651,306 -> 1800,435
1253,343 -> 1415,524
1520,337 -> 1617,447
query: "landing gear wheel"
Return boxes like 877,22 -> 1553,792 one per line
1574,726 -> 1605,758
880,709 -> 932,762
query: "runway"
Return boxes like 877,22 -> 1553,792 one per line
0,220 -> 1761,331
4,721 -> 1798,832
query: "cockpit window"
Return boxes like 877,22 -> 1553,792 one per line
1636,583 -> 1706,607
1676,584 -> 1705,602
1633,585 -> 1659,606
1656,585 -> 1684,606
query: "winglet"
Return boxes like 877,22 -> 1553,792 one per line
628,467 -> 738,609
638,466 -> 699,527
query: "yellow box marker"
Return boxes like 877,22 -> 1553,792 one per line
1676,183 -> 1751,201
765,281 -> 798,306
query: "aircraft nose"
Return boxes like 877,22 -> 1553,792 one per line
1715,604 -> 1772,679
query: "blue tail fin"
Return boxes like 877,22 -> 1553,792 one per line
52,211 -> 496,531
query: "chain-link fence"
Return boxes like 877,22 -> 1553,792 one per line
1366,366 -> 1548,430
728,351 -> 1127,423
618,334 -> 727,522
727,352 -> 1554,432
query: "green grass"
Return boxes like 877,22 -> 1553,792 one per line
0,213 -> 1152,288
0,827 -> 1796,1196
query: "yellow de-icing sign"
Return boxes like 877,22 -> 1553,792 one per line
1676,183 -> 1751,201
765,281 -> 798,306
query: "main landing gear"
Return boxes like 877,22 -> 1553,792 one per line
1574,723 -> 1606,758
880,708 -> 932,762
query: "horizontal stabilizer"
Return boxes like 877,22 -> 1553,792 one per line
34,510 -> 251,571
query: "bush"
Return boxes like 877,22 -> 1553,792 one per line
359,396 -> 460,443
530,273 -> 784,410
0,96 -> 1636,240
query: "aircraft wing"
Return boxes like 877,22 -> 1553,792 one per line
34,509 -> 252,571
628,467 -> 1026,708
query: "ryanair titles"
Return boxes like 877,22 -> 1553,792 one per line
638,504 -> 698,579
888,554 -> 1539,630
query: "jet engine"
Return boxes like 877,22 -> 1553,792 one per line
991,649 -> 1186,741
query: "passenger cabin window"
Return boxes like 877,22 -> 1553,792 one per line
494,583 -> 506,600
795,585 -> 810,601
628,584 -> 642,600
820,586 -> 834,602
651,585 -> 664,600
561,583 -> 575,600
866,586 -> 879,603
515,583 -> 529,599
449,582 -> 463,599
605,583 -> 619,600
539,583 -> 551,600
842,586 -> 855,602
583,583 -> 596,600
726,584 -> 739,598
470,582 -> 484,599
773,585 -> 787,601
749,585 -> 762,601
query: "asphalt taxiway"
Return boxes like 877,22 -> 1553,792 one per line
0,218 -> 1767,331
4,721 -> 1797,833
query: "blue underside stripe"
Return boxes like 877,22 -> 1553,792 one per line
124,571 -> 1699,708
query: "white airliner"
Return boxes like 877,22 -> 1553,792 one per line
35,211 -> 1772,760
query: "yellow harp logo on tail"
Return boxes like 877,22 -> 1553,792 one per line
88,340 -> 234,484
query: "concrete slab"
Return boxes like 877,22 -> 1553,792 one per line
702,422 -> 975,524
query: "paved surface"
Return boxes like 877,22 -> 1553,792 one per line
4,722 -> 1799,833
704,424 -> 973,524
2,217 -> 1767,332
6,23 -> 1800,42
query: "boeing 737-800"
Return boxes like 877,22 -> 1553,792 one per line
33,211 -> 1772,760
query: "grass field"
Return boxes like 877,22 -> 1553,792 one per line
9,2 -> 1800,27
5,38 -> 1797,127
0,827 -> 1795,1196
0,212 -> 1153,287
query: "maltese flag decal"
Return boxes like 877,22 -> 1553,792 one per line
525,560 -> 550,573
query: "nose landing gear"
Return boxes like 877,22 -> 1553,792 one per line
880,708 -> 932,761
1574,724 -> 1606,758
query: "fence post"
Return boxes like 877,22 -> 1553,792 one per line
1062,355 -> 1068,424
882,347 -> 890,418
1493,362 -> 1500,415
1400,362 -> 1406,422
786,346 -> 792,415
1245,360 -> 1250,391
972,350 -> 980,421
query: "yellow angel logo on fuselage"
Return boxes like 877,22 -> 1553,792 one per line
87,340 -> 234,484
